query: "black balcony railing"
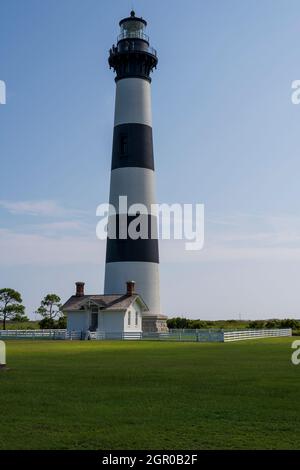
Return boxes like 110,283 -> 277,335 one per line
111,41 -> 157,58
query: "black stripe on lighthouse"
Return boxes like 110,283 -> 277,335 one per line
106,214 -> 159,264
112,123 -> 154,170
106,239 -> 159,263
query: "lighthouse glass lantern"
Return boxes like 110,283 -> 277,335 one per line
119,11 -> 147,41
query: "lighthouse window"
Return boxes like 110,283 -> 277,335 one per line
135,311 -> 138,326
128,311 -> 131,326
120,134 -> 128,156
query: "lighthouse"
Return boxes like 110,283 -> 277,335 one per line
104,11 -> 167,332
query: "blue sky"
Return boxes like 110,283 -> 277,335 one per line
1,0 -> 300,319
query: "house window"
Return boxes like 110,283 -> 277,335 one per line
120,134 -> 128,156
135,311 -> 138,326
128,311 -> 131,326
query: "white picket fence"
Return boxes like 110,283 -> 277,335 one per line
87,331 -> 142,340
0,329 -> 81,340
141,330 -> 225,342
0,328 -> 292,342
223,329 -> 292,342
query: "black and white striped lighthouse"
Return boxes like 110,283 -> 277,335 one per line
104,11 -> 167,332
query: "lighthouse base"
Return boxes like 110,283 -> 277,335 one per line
142,314 -> 169,333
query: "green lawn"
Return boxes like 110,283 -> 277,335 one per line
0,338 -> 299,450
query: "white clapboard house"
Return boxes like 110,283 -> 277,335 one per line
62,281 -> 148,337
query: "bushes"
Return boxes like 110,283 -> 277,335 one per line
167,317 -> 209,329
11,313 -> 30,322
57,315 -> 67,329
248,319 -> 300,331
38,316 -> 67,330
167,317 -> 300,332
265,320 -> 280,329
167,317 -> 221,329
5,321 -> 39,330
39,317 -> 56,329
279,319 -> 300,329
248,320 -> 266,329
167,317 -> 189,329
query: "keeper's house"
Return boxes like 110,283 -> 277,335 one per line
62,281 -> 148,335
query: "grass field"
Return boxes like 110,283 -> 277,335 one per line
1,338 -> 299,450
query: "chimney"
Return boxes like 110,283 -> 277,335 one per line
75,282 -> 85,297
126,281 -> 135,296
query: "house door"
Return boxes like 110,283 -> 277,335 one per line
91,313 -> 98,331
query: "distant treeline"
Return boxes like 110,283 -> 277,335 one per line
167,317 -> 300,331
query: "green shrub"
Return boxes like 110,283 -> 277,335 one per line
248,320 -> 266,329
279,319 -> 300,329
57,316 -> 67,329
39,317 -> 56,329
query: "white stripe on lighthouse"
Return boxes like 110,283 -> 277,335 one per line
114,78 -> 152,127
104,261 -> 161,315
109,167 -> 157,214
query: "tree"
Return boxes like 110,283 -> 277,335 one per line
11,312 -> 30,323
265,319 -> 280,329
39,317 -> 56,329
167,317 -> 188,329
0,288 -> 25,330
36,294 -> 62,329
279,319 -> 300,330
248,320 -> 266,329
57,315 -> 67,329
